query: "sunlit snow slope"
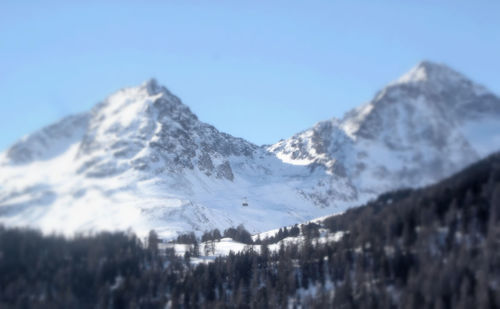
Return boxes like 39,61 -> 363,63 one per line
1,61 -> 499,238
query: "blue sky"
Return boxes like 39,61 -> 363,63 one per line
1,1 -> 499,150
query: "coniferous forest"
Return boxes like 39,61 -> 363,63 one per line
1,153 -> 499,308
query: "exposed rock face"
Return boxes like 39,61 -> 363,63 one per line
1,62 -> 499,238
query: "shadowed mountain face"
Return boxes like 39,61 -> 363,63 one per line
1,61 -> 500,238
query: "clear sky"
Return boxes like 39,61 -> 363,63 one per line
1,1 -> 499,150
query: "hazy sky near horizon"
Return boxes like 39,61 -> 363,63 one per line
1,1 -> 499,150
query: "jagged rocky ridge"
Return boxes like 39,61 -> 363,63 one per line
1,61 -> 499,238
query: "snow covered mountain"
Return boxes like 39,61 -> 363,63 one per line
0,79 -> 315,237
270,61 -> 500,205
1,61 -> 499,238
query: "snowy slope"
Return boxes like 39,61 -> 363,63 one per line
1,61 -> 499,238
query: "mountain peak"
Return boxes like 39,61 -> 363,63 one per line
141,78 -> 164,95
416,60 -> 448,70
394,60 -> 464,85
386,60 -> 492,99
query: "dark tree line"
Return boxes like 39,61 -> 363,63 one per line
1,152 -> 500,308
175,225 -> 253,245
222,225 -> 253,244
254,225 -> 301,245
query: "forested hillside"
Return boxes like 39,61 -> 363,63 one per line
1,152 -> 499,308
